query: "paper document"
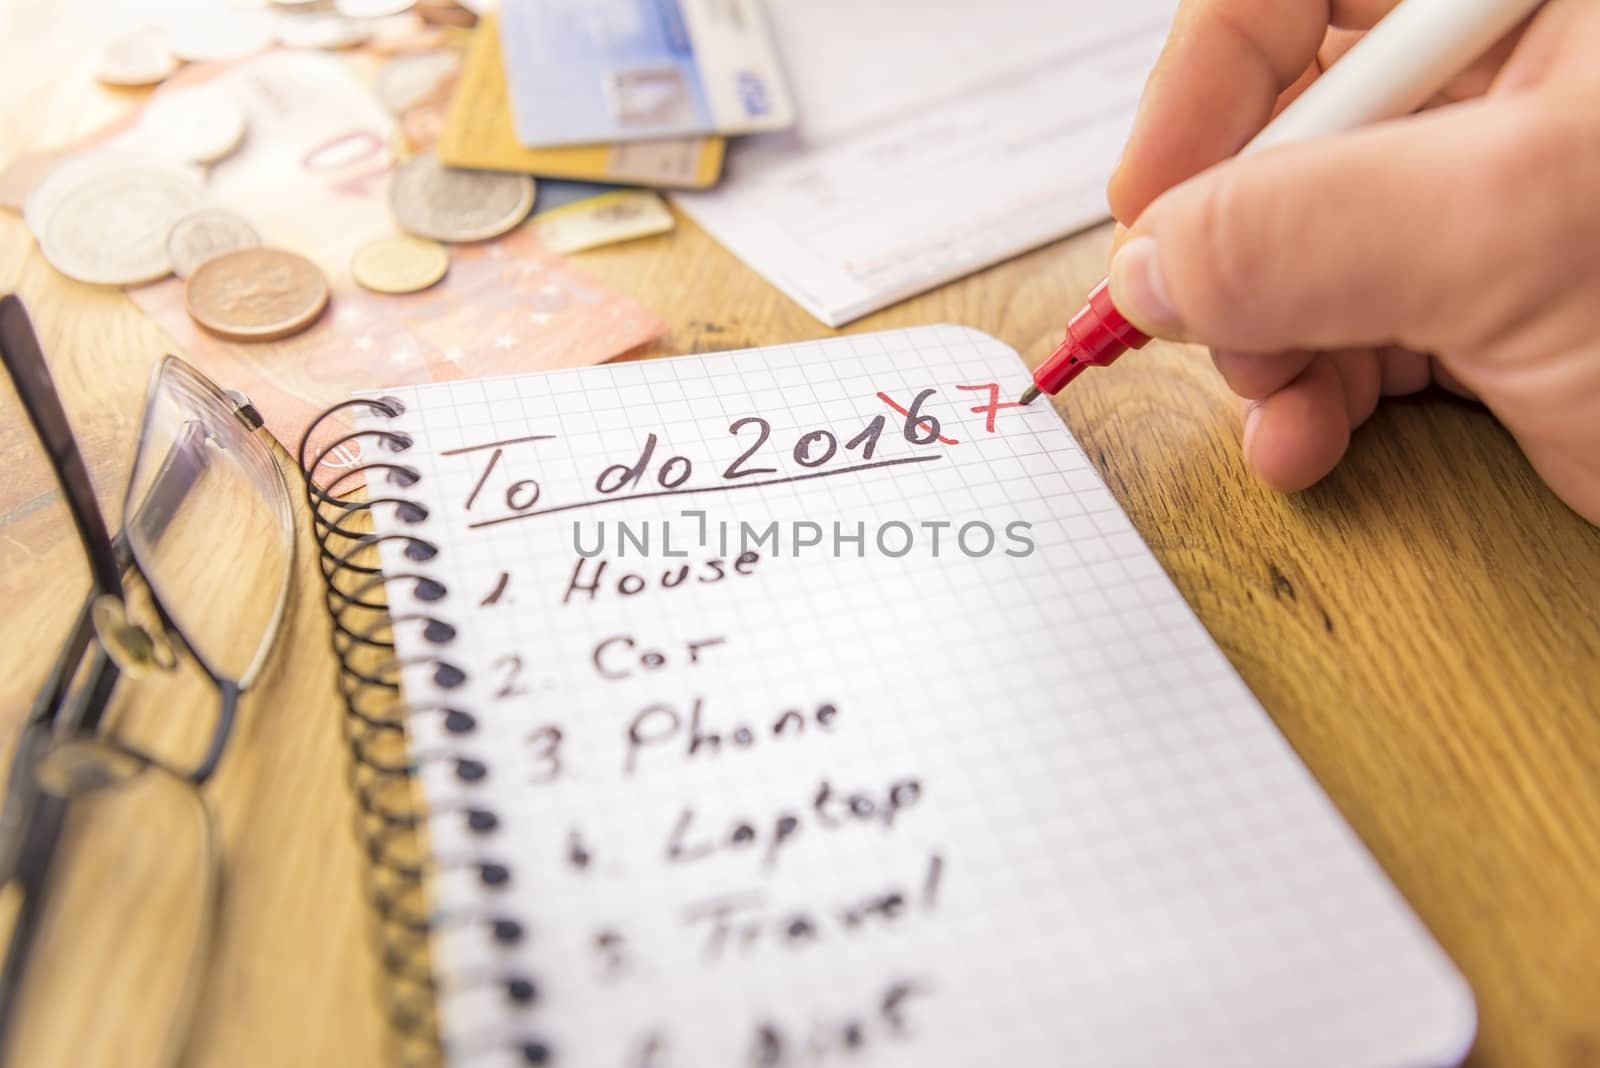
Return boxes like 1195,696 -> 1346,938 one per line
673,0 -> 1176,326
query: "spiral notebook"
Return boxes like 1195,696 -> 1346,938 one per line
301,326 -> 1475,1068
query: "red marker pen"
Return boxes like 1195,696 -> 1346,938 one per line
1019,0 -> 1549,405
1017,279 -> 1148,405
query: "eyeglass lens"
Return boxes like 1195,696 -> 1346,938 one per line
121,357 -> 294,690
0,739 -> 218,1068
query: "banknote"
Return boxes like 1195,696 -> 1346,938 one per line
435,15 -> 725,188
93,50 -> 666,472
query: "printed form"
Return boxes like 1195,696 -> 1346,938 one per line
673,0 -> 1176,326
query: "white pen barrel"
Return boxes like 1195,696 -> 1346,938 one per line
1244,0 -> 1549,155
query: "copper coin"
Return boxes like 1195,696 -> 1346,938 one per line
185,247 -> 330,342
415,0 -> 477,27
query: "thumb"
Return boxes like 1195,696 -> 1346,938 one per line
1107,94 -> 1587,356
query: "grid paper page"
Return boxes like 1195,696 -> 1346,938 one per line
364,326 -> 1474,1068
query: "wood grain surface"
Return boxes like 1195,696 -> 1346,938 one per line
1,2 -> 1598,1065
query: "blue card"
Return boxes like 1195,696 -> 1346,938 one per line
499,0 -> 796,147
534,179 -> 627,214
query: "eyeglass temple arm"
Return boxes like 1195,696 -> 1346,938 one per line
126,420 -> 211,552
27,594 -> 103,729
0,296 -> 121,598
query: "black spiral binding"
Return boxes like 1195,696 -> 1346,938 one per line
299,400 -> 552,1067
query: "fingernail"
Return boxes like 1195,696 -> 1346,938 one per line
1242,401 -> 1264,456
1110,235 -> 1182,334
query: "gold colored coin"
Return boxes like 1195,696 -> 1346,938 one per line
351,235 -> 450,294
185,247 -> 330,342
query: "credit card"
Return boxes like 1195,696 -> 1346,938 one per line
529,189 -> 675,253
534,179 -> 628,213
498,0 -> 794,146
438,14 -> 726,188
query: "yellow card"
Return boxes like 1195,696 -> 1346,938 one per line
438,16 -> 725,189
529,189 -> 676,254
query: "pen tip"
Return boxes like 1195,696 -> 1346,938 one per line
1018,384 -> 1041,406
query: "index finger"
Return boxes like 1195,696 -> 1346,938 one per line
1107,0 -> 1399,223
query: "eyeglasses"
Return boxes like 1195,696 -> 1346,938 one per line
0,295 -> 295,1068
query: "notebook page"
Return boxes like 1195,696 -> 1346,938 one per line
364,326 -> 1473,1068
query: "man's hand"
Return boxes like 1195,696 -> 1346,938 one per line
1106,0 -> 1600,523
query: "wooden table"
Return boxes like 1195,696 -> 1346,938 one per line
3,3 -> 1598,1065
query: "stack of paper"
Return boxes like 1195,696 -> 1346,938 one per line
442,0 -> 1177,321
672,0 -> 1178,325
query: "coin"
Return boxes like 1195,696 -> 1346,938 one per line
275,12 -> 374,49
372,26 -> 450,53
336,0 -> 416,16
166,209 -> 262,278
185,248 -> 330,341
40,167 -> 208,286
24,150 -> 203,241
374,49 -> 460,114
415,0 -> 477,27
351,235 -> 449,294
166,10 -> 276,62
388,153 -> 534,243
136,86 -> 248,165
396,87 -> 447,155
95,28 -> 179,87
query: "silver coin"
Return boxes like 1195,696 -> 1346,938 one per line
275,12 -> 374,49
165,208 -> 262,278
41,168 -> 208,286
165,10 -> 276,62
24,150 -> 204,243
388,153 -> 534,243
336,0 -> 416,16
374,49 -> 460,115
95,28 -> 179,87
135,86 -> 249,165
